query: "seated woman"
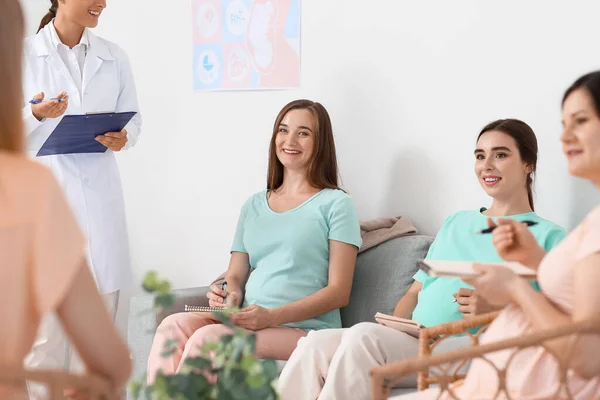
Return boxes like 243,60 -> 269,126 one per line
0,1 -> 131,398
146,99 -> 362,382
278,118 -> 566,400
396,71 -> 600,400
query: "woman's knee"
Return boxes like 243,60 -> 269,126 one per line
186,323 -> 232,348
157,312 -> 190,331
337,322 -> 394,350
156,313 -> 212,338
291,329 -> 342,359
296,330 -> 330,351
343,322 -> 384,340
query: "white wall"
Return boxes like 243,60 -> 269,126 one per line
21,1 -> 600,298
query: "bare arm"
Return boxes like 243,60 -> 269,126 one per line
56,262 -> 131,390
224,252 -> 251,304
270,240 -> 358,326
393,281 -> 422,319
508,253 -> 600,378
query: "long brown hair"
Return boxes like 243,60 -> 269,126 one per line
0,0 -> 25,153
267,100 -> 341,191
38,0 -> 58,33
477,119 -> 538,211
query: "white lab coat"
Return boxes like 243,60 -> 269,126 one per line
22,23 -> 142,294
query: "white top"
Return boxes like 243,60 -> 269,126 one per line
48,22 -> 88,95
21,22 -> 142,294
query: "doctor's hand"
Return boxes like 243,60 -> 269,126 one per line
31,91 -> 69,121
96,129 -> 128,151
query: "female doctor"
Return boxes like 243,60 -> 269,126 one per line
21,0 -> 141,386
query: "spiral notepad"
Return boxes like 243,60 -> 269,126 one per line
184,305 -> 225,313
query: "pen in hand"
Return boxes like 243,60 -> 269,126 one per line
476,220 -> 538,235
222,280 -> 228,299
222,281 -> 236,307
29,98 -> 64,104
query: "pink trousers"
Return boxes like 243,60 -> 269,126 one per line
147,312 -> 307,384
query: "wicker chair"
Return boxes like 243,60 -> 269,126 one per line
417,311 -> 500,391
370,313 -> 600,400
0,367 -> 118,400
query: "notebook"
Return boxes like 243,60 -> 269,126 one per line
418,260 -> 536,279
374,313 -> 424,339
37,111 -> 137,156
184,305 -> 227,316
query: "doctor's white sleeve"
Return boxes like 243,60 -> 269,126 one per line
22,59 -> 45,135
116,49 -> 142,150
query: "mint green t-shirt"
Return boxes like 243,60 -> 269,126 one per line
231,189 -> 362,331
411,209 -> 566,328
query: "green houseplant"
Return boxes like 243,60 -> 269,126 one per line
130,272 -> 280,400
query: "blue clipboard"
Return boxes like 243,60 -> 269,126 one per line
36,111 -> 137,157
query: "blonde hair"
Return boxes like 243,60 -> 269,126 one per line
0,0 -> 25,153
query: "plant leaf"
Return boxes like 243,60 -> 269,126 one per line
156,280 -> 172,295
160,348 -> 176,358
220,334 -> 234,347
163,339 -> 179,350
154,293 -> 174,310
246,333 -> 257,352
246,373 -> 267,389
163,338 -> 179,348
142,271 -> 159,292
184,356 -> 212,370
151,373 -> 169,398
221,369 -> 248,400
203,341 -> 219,352
129,381 -> 142,399
212,312 -> 238,329
240,354 -> 257,372
213,353 -> 226,368
261,359 -> 278,379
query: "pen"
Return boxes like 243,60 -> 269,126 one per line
29,98 -> 64,104
476,220 -> 538,234
222,280 -> 228,303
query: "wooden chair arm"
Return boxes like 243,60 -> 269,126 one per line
417,311 -> 500,390
421,311 -> 500,338
371,315 -> 600,400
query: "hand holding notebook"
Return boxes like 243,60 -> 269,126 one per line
374,313 -> 441,342
37,111 -> 137,156
418,260 -> 536,279
187,281 -> 232,317
374,313 -> 424,339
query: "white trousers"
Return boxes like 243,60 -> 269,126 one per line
278,322 -> 471,400
24,291 -> 120,400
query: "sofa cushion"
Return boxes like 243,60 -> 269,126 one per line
341,235 -> 433,328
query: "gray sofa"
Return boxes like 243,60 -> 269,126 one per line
127,234 -> 433,399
